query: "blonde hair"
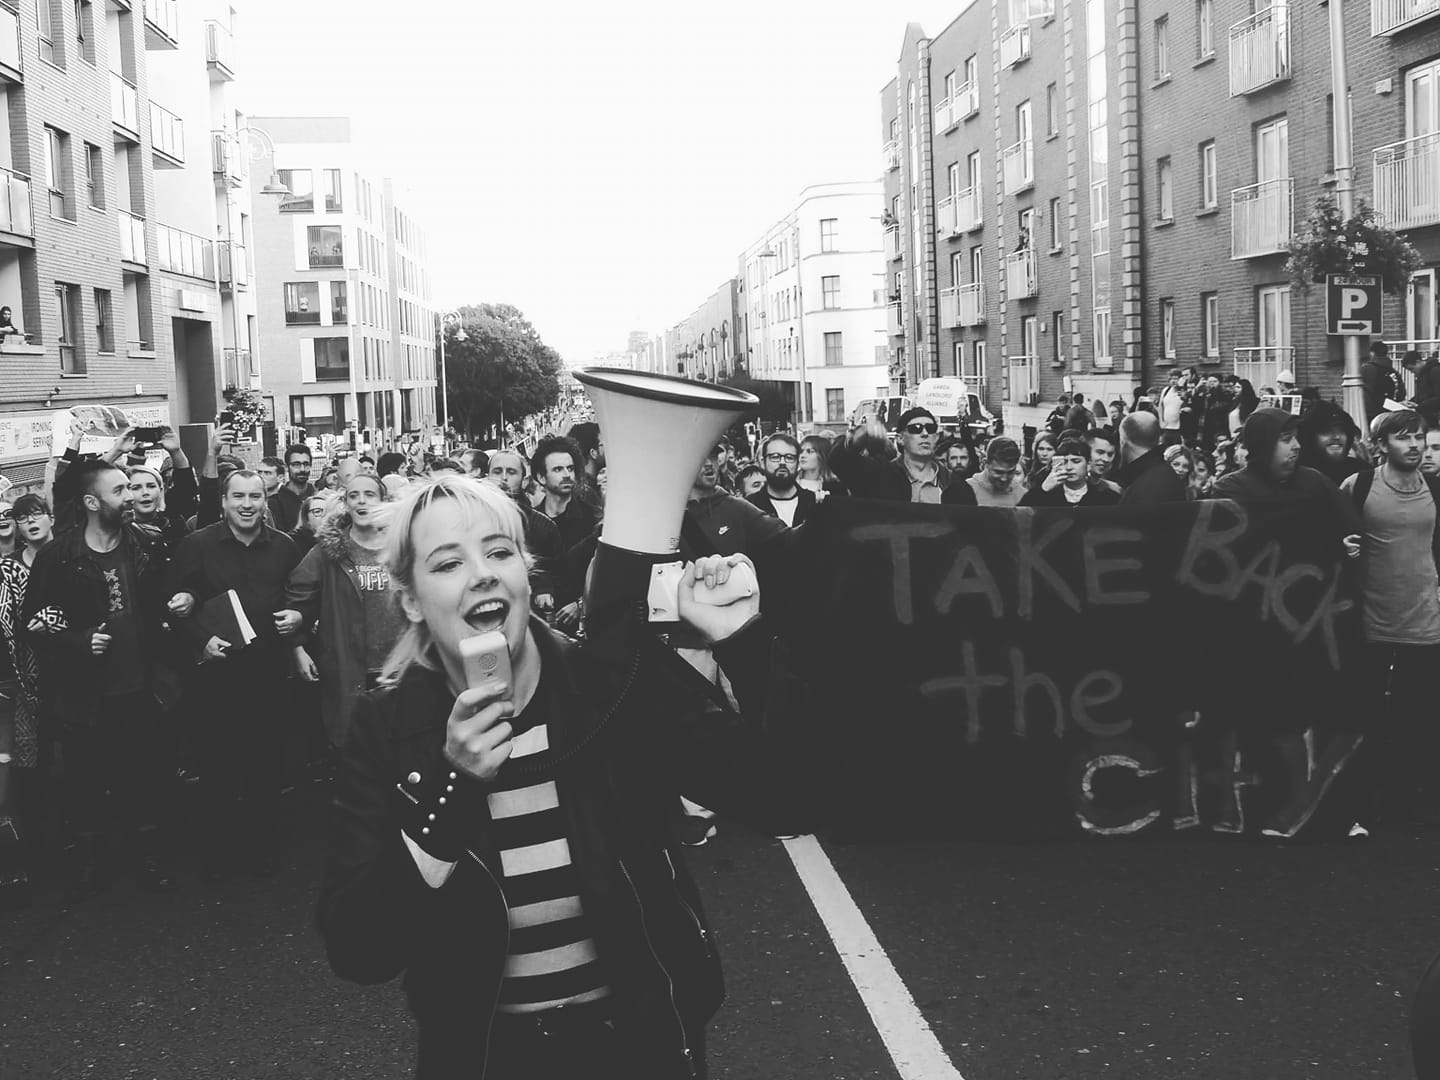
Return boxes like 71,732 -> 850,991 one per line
379,475 -> 533,684
126,463 -> 167,515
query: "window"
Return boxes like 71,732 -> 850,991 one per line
1202,292 -> 1219,358
820,218 -> 837,253
94,288 -> 112,353
964,55 -> 978,94
1157,157 -> 1174,220
1200,140 -> 1217,209
56,283 -> 82,373
74,0 -> 95,64
330,280 -> 348,323
37,1 -> 57,65
1197,0 -> 1214,59
824,332 -> 843,366
1052,311 -> 1066,364
826,388 -> 846,423
969,244 -> 984,283
1154,16 -> 1170,80
821,275 -> 840,310
308,225 -> 342,267
1046,82 -> 1059,137
1162,298 -> 1176,358
279,169 -> 314,212
1049,197 -> 1063,249
314,337 -> 350,381
44,126 -> 69,219
84,143 -> 102,208
284,282 -> 321,324
324,169 -> 343,211
290,394 -> 346,437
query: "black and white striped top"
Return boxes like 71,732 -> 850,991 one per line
489,696 -> 612,1014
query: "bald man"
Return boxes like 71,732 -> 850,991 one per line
1113,411 -> 1187,503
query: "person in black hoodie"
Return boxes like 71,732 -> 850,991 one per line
1404,349 -> 1440,423
1298,399 -> 1365,487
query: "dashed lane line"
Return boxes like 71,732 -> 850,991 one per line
781,835 -> 966,1080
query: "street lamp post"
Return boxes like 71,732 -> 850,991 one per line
228,125 -> 288,428
438,310 -> 465,452
1327,0 -> 1367,432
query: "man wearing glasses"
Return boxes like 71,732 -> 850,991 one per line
747,433 -> 816,527
832,407 -> 975,504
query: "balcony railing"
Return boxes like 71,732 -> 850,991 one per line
883,139 -> 901,172
211,130 -> 244,185
956,81 -> 979,121
1387,339 -> 1440,397
142,0 -> 179,47
1008,355 -> 1040,405
223,348 -> 254,386
219,241 -> 248,289
957,186 -> 981,231
887,301 -> 904,337
118,210 -> 146,264
156,223 -> 214,279
1233,346 -> 1293,391
0,167 -> 34,238
957,281 -> 985,326
1000,23 -> 1032,68
1229,5 -> 1290,95
0,5 -> 21,79
1003,138 -> 1034,194
110,72 -> 140,138
1374,132 -> 1440,231
935,97 -> 957,134
205,20 -> 235,79
940,286 -> 961,327
1005,249 -> 1038,298
884,225 -> 902,261
937,195 -> 959,237
1372,0 -> 1440,34
1231,177 -> 1293,258
149,100 -> 184,165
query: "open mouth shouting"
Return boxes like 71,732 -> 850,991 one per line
465,598 -> 510,634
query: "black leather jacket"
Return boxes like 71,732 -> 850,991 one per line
316,614 -> 819,1079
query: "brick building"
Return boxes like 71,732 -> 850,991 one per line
881,0 -> 1440,420
249,116 -> 436,453
0,0 -> 258,487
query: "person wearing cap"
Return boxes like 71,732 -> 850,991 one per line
1362,341 -> 1409,425
1276,369 -> 1297,394
831,407 -> 976,504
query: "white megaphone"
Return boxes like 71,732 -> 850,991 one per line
571,368 -> 758,623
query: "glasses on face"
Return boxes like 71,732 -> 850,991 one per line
904,424 -> 938,436
307,506 -> 328,517
15,510 -> 48,522
765,453 -> 799,463
0,510 -> 12,521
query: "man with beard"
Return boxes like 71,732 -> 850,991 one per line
1211,408 -> 1361,532
22,460 -> 176,896
566,421 -> 605,510
486,449 -> 562,616
267,444 -> 315,533
747,433 -> 816,527
1341,410 -> 1440,824
1424,424 -> 1440,477
171,470 -> 302,880
1298,400 -> 1365,487
530,436 -> 597,633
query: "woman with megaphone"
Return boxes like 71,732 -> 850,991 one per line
317,471 -> 819,1080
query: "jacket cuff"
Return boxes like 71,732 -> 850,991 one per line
393,762 -> 488,862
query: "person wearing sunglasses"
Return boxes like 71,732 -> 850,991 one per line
830,407 -> 977,504
0,502 -> 15,562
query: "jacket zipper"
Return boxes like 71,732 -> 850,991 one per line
466,848 -> 510,1080
663,849 -> 711,952
619,858 -> 696,1078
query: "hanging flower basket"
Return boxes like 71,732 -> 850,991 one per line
221,385 -> 267,434
1286,195 -> 1423,294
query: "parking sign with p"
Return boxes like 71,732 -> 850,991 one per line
1326,274 -> 1382,336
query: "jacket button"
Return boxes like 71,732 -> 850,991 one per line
407,771 -> 421,785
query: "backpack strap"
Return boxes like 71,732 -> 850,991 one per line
1350,467 -> 1374,517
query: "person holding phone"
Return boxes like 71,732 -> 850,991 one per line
318,476 -> 819,1079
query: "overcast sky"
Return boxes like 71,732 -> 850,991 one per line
238,0 -> 964,363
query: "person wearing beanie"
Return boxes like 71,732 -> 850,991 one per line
831,407 -> 976,504
1298,399 -> 1365,486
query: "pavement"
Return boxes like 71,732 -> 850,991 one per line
2,783 -> 1438,1079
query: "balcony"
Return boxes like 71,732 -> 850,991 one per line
1000,23 -> 1032,69
1005,249 -> 1038,298
957,186 -> 982,231
205,20 -> 235,80
1373,0 -> 1440,34
156,223 -> 214,280
142,0 -> 179,48
1374,132 -> 1440,231
211,130 -> 244,186
938,194 -> 959,237
935,97 -> 957,134
1008,355 -> 1040,405
958,281 -> 985,326
1229,5 -> 1290,96
110,72 -> 140,141
0,5 -> 22,82
1388,340 -> 1440,397
149,100 -> 184,167
884,224 -> 902,261
1003,138 -> 1034,194
955,81 -> 979,121
1231,177 -> 1293,258
1233,346 -> 1293,391
223,348 -> 253,387
218,241 -> 248,290
887,301 -> 904,337
883,139 -> 901,172
940,286 -> 961,327
118,210 -> 146,265
0,168 -> 34,242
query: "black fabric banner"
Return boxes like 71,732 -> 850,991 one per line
788,496 -> 1368,840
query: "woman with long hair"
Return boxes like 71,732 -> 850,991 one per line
1026,432 -> 1057,487
318,476 -> 814,1078
796,435 -> 845,497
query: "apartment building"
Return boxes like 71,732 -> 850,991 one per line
882,0 -> 1440,417
249,116 -> 436,451
0,0 -> 256,486
663,279 -> 740,383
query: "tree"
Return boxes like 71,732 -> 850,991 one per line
439,304 -> 562,443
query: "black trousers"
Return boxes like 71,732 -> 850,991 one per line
1361,642 -> 1440,803
63,690 -> 167,841
191,658 -> 287,852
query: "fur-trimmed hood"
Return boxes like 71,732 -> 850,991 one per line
314,509 -> 390,565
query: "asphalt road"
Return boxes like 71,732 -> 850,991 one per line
2,784 -> 1437,1080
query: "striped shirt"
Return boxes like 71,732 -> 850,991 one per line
489,696 -> 612,1014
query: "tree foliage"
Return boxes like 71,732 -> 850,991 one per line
441,303 -> 562,442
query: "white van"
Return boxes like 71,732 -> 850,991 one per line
914,377 -> 999,440
849,395 -> 913,431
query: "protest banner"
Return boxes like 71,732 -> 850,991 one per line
792,496 -> 1367,840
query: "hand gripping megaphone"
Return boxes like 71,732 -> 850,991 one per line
571,368 -> 758,625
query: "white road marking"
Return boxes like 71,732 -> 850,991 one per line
781,835 -> 966,1080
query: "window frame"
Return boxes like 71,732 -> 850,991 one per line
1157,156 -> 1174,221
307,225 -> 343,268
284,281 -> 322,325
94,287 -> 113,353
823,331 -> 843,367
1049,196 -> 1063,250
56,282 -> 82,373
1161,298 -> 1176,359
84,142 -> 102,209
313,336 -> 351,381
279,169 -> 315,213
819,217 -> 838,253
1197,0 -> 1214,60
1154,15 -> 1170,80
1200,140 -> 1218,210
1201,292 -> 1220,358
821,275 -> 841,310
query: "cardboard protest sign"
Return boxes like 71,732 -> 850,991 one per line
790,497 -> 1367,840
